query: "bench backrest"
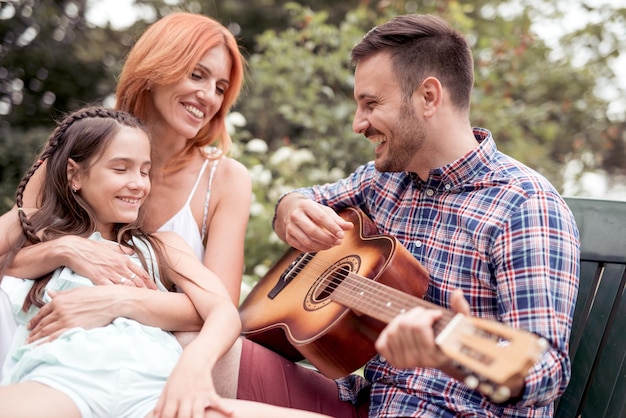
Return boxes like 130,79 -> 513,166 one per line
555,197 -> 626,418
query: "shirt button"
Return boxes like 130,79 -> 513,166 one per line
444,184 -> 451,190
415,241 -> 423,248
426,189 -> 434,196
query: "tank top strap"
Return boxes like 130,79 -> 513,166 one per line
186,159 -> 210,206
201,157 -> 221,243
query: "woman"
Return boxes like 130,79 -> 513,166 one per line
0,106 -> 327,418
1,13 -> 249,363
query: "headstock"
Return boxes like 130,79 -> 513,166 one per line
435,314 -> 549,402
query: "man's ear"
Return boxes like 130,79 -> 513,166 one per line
418,76 -> 443,118
67,158 -> 82,191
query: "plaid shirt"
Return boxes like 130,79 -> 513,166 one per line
293,128 -> 580,417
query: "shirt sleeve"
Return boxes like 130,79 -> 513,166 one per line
492,191 -> 580,407
272,162 -> 377,228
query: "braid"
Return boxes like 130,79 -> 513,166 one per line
14,107 -> 146,244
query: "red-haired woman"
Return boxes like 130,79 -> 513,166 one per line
0,13 -> 251,391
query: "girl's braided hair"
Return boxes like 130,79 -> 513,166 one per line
1,106 -> 173,310
15,107 -> 146,244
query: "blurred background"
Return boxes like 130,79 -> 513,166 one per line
2,0 -> 625,297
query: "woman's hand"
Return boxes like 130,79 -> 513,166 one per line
8,235 -> 154,288
57,236 -> 155,288
26,286 -> 123,343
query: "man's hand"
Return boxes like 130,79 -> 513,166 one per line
375,289 -> 470,370
274,193 -> 353,252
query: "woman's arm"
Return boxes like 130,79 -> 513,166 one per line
203,158 -> 251,305
26,285 -> 203,343
6,233 -> 152,286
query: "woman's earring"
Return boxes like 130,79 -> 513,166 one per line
72,185 -> 78,193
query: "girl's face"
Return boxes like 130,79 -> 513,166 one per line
72,126 -> 151,240
148,44 -> 233,141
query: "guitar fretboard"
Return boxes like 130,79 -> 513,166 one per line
329,271 -> 456,336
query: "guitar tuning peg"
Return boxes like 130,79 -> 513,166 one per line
478,382 -> 495,397
490,386 -> 511,403
464,375 -> 479,390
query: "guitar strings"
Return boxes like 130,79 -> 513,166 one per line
280,251 -> 456,327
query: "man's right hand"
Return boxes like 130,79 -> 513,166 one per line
274,193 -> 354,253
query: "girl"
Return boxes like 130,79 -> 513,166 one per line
0,107 -> 327,418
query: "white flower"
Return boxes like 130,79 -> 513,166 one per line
291,149 -> 315,166
253,264 -> 270,278
226,111 -> 247,134
245,138 -> 269,154
248,164 -> 272,186
269,146 -> 294,166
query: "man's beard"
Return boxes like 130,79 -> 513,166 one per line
375,103 -> 425,173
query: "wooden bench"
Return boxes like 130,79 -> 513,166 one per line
554,197 -> 626,418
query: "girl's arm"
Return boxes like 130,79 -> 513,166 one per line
153,230 -> 241,417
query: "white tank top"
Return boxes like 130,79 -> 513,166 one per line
157,157 -> 220,261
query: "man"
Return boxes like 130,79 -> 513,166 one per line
236,14 -> 579,417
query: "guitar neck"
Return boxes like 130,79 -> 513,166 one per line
331,272 -> 456,336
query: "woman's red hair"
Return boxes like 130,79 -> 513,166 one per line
115,12 -> 245,171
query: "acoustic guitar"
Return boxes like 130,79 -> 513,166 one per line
239,207 -> 547,402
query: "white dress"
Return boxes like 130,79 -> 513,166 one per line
1,233 -> 183,418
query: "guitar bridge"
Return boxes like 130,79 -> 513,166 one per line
267,252 -> 315,299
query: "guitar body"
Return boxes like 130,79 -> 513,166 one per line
239,207 -> 430,378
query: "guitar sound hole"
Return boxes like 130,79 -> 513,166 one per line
303,255 -> 361,311
314,265 -> 349,301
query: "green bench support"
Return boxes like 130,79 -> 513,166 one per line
554,197 -> 626,418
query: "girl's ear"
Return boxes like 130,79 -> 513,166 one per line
67,158 -> 82,192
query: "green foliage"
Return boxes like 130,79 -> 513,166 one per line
232,0 -> 626,285
236,4 -> 372,170
0,124 -> 47,209
1,0 -> 625,289
0,0 -> 132,213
